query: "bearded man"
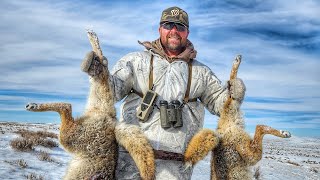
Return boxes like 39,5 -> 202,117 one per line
82,6 -> 246,180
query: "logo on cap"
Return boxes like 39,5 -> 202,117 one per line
171,9 -> 180,17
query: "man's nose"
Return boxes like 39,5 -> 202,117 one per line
170,25 -> 178,32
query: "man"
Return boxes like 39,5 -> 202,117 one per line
82,6 -> 246,180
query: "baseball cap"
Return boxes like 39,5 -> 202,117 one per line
160,6 -> 189,27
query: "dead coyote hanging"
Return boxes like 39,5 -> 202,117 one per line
184,55 -> 291,180
26,30 -> 155,180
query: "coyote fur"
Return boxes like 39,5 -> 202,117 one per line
184,55 -> 291,180
26,31 -> 155,180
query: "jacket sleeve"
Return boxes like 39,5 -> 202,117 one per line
199,68 -> 229,116
109,53 -> 135,102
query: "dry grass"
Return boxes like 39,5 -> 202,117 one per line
31,136 -> 58,148
253,166 -> 261,180
310,167 -> 318,173
287,160 -> 300,166
4,159 -> 28,168
37,150 -> 53,162
10,138 -> 34,151
10,130 -> 58,151
24,172 -> 44,180
16,159 -> 28,168
16,129 -> 58,139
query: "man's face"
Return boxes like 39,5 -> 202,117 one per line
159,22 -> 189,53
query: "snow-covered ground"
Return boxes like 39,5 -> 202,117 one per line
0,122 -> 71,179
0,122 -> 319,180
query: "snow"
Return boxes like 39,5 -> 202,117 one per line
0,122 -> 71,179
0,122 -> 319,180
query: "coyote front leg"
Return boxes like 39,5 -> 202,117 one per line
236,125 -> 291,165
25,102 -> 78,153
26,102 -> 73,127
184,129 -> 219,167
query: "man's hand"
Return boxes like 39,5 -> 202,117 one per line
81,51 -> 108,76
229,78 -> 246,103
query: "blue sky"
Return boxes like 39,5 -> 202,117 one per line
0,0 -> 319,137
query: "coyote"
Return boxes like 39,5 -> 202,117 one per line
184,55 -> 291,180
26,31 -> 155,180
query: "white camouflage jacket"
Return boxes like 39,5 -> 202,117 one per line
110,49 -> 228,154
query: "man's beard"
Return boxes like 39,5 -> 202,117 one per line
165,34 -> 183,52
167,42 -> 182,51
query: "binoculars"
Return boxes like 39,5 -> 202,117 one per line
159,100 -> 183,128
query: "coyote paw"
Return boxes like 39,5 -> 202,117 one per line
280,130 -> 291,138
25,103 -> 38,111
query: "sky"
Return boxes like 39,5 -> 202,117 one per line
0,0 -> 319,137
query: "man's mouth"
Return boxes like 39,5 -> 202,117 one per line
168,36 -> 181,45
168,35 -> 181,40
